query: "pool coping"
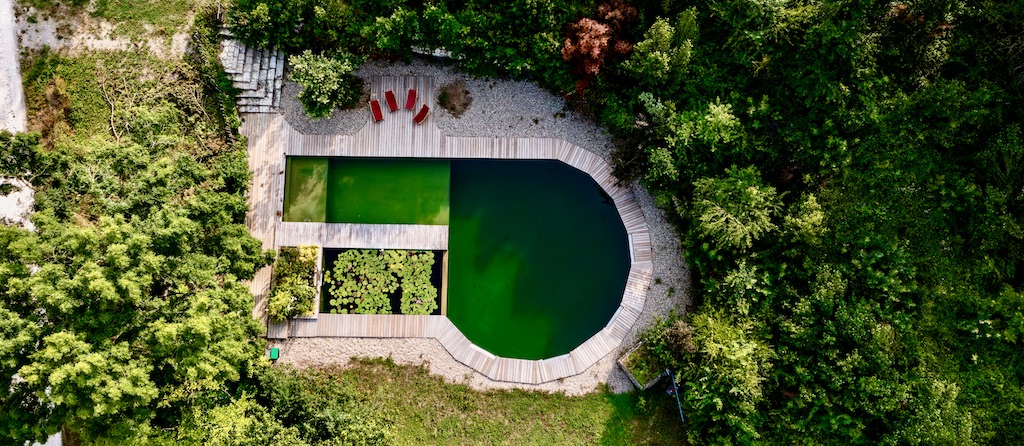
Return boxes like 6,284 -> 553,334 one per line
241,75 -> 652,385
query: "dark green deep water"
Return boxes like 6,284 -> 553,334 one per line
283,157 -> 629,359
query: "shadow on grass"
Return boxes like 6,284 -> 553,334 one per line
599,386 -> 688,446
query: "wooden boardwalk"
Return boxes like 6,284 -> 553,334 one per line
277,222 -> 449,250
242,75 -> 654,385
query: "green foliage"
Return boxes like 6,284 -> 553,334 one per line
621,12 -> 696,89
167,393 -> 308,446
0,14 -> 273,444
325,249 -> 400,314
0,131 -> 41,180
398,252 -> 438,315
254,365 -> 393,445
676,311 -> 773,445
623,315 -> 695,386
362,7 -> 421,55
289,50 -> 364,120
325,249 -> 438,315
691,165 -> 780,251
228,0 -> 580,93
268,246 -> 319,321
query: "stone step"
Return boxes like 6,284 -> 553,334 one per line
230,48 -> 248,74
220,41 -> 241,73
243,47 -> 257,84
239,105 -> 274,113
238,96 -> 274,107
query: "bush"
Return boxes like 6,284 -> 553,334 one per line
254,365 -> 392,445
288,50 -> 365,120
437,79 -> 472,118
677,311 -> 773,445
268,246 -> 318,321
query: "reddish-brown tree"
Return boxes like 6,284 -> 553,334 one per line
562,18 -> 611,77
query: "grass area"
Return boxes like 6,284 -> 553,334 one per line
329,358 -> 686,446
19,47 -> 180,145
18,0 -> 196,41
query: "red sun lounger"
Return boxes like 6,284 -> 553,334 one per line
413,104 -> 430,124
405,89 -> 417,110
369,99 -> 384,122
384,90 -> 399,112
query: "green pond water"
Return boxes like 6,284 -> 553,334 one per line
284,157 -> 629,359
284,157 -> 450,225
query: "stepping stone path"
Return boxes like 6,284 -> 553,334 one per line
218,31 -> 285,113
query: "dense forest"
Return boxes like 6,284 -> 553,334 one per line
2,0 -> 1023,444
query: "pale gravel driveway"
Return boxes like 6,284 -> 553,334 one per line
272,59 -> 691,396
0,0 -> 34,231
1,0 -> 25,133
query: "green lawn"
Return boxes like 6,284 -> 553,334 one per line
338,359 -> 687,446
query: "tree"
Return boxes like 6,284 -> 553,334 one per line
1,20 -> 273,442
163,394 -> 308,446
289,50 -> 364,119
691,165 -> 780,251
562,18 -> 611,78
621,10 -> 696,89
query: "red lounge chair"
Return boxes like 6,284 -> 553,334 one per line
384,90 -> 398,112
413,104 -> 430,124
405,89 -> 417,110
369,99 -> 384,122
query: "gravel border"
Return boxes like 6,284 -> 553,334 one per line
271,58 -> 690,396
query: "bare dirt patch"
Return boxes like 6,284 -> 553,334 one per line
15,4 -> 190,58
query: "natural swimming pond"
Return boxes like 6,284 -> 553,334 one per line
283,157 -> 630,359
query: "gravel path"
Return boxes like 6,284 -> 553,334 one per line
1,0 -> 25,133
273,58 -> 691,396
0,0 -> 35,231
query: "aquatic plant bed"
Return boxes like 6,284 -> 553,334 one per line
320,248 -> 444,315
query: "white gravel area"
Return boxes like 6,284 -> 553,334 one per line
1,0 -> 25,133
273,58 -> 691,396
1,0 -> 34,231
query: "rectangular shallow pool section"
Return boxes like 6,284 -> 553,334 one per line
283,157 -> 328,222
284,157 -> 450,225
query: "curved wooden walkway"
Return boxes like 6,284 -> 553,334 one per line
241,75 -> 652,384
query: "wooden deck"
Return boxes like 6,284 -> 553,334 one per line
276,222 -> 449,250
243,75 -> 654,385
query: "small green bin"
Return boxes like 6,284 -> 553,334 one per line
269,348 -> 280,361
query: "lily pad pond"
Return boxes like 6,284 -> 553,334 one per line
284,157 -> 629,360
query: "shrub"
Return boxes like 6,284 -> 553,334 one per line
268,246 -> 318,321
254,365 -> 393,445
437,79 -> 472,118
677,311 -> 773,445
288,50 -> 364,119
